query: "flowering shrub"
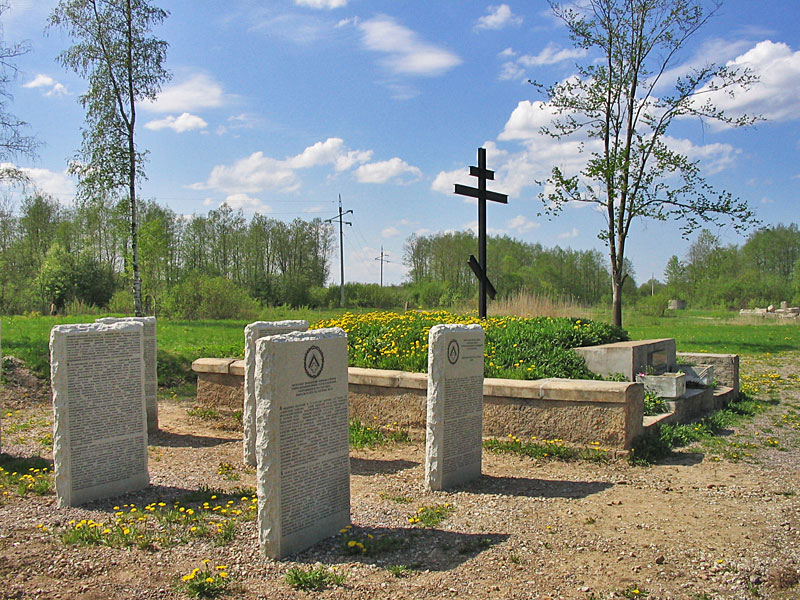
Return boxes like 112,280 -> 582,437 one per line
312,310 -> 627,380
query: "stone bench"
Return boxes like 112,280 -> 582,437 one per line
191,358 -> 644,449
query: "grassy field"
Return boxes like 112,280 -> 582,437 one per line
1,307 -> 798,384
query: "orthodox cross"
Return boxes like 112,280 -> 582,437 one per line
454,147 -> 508,319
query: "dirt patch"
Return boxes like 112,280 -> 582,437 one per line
1,356 -> 800,599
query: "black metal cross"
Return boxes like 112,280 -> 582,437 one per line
454,147 -> 508,319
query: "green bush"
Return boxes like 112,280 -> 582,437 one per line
162,275 -> 260,320
107,289 -> 134,313
313,311 -> 628,380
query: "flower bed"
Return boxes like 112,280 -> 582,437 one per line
312,310 -> 627,380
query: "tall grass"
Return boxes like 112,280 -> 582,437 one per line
486,291 -> 593,319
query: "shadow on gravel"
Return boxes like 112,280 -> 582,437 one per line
350,457 -> 419,475
149,430 -> 234,448
458,474 -> 613,499
292,525 -> 511,572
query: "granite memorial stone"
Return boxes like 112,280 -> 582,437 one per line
51,322 -> 149,507
255,328 -> 350,559
243,320 -> 308,466
96,317 -> 158,433
425,323 -> 485,491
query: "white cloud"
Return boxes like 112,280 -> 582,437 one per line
23,74 -> 67,96
195,138 -> 381,196
694,41 -> 800,126
760,196 -> 773,204
304,205 -> 325,213
145,112 -> 208,133
204,152 -> 301,195
381,226 -> 401,237
222,193 -> 272,213
499,100 -> 567,140
0,162 -> 75,203
142,73 -> 227,113
517,43 -> 587,67
663,136 -> 739,175
506,214 -> 540,233
286,137 -> 372,171
475,4 -> 522,30
355,157 -> 422,184
498,44 -> 586,81
558,227 -> 579,239
295,0 -> 346,7
359,16 -> 462,77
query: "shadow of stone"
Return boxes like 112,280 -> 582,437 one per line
350,457 -> 419,476
291,525 -> 510,572
660,452 -> 705,466
149,430 -> 235,448
457,474 -> 613,499
76,484 -> 254,512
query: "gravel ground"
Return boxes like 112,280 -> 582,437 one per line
1,353 -> 799,600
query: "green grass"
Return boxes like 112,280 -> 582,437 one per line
407,503 -> 454,527
2,309 -> 797,388
483,435 -> 611,462
608,308 -> 800,356
349,419 -> 411,448
284,565 -> 345,591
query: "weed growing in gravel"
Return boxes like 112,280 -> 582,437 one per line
285,565 -> 345,591
56,490 -> 258,548
216,462 -> 239,481
620,587 -> 649,598
186,406 -> 219,421
349,418 -> 411,448
338,525 -> 408,556
385,564 -> 414,577
407,503 -> 453,527
483,434 -> 610,462
0,457 -> 52,502
177,559 -> 229,598
379,491 -> 413,504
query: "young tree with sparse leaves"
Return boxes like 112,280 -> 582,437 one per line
535,0 -> 760,326
0,1 -> 39,181
49,0 -> 170,316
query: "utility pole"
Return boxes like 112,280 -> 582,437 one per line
374,246 -> 391,287
325,194 -> 352,307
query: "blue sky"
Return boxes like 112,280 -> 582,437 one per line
3,0 -> 800,286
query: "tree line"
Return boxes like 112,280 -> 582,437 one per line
0,195 -> 333,316
659,225 -> 800,310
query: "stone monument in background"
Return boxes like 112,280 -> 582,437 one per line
51,322 -> 149,507
96,317 -> 158,433
243,320 -> 308,466
425,323 -> 485,491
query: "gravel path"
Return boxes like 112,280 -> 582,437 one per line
1,353 -> 799,599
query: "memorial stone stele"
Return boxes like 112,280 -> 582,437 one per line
51,322 -> 149,507
243,320 -> 308,467
255,328 -> 350,559
425,323 -> 485,491
96,317 -> 158,433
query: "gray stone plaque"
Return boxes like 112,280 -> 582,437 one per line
243,320 -> 308,466
51,322 -> 149,507
96,317 -> 158,433
255,328 -> 350,559
425,323 -> 485,491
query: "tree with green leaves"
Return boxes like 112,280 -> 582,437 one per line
49,0 -> 170,316
535,0 -> 760,326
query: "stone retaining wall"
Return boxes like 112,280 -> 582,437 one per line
676,352 -> 739,397
192,359 -> 644,449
